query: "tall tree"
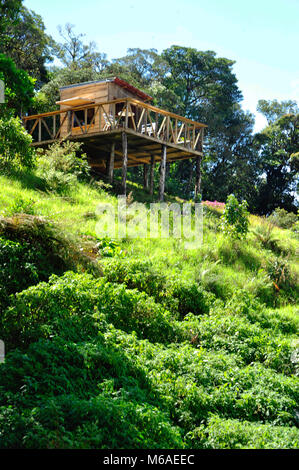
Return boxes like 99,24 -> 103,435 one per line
0,0 -> 22,47
254,110 -> 299,214
53,23 -> 108,71
160,46 -> 242,126
108,48 -> 164,88
1,6 -> 55,87
257,99 -> 299,125
35,67 -> 102,112
0,54 -> 35,116
203,105 -> 259,209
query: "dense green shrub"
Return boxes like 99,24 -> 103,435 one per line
188,416 -> 299,449
0,116 -> 35,168
165,280 -> 213,317
0,54 -> 35,115
0,236 -> 66,311
179,310 -> 297,374
269,208 -> 298,229
1,272 -> 179,348
221,194 -> 249,239
101,258 -> 166,297
36,141 -> 90,193
101,258 -> 213,316
0,338 -> 183,449
1,314 -> 298,448
0,215 -> 102,314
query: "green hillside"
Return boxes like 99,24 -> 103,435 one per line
0,165 -> 298,449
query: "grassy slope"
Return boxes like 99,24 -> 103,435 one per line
0,169 -> 298,449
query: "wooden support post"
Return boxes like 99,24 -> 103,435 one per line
186,159 -> 193,197
143,164 -> 149,191
122,132 -> 128,195
108,143 -> 115,184
149,155 -> 155,196
67,111 -> 72,134
159,145 -> 167,202
194,156 -> 202,202
38,118 -> 41,142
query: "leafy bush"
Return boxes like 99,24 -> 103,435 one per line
0,337 -> 183,449
101,258 -> 213,316
269,208 -> 298,229
9,195 -> 35,215
0,214 -> 100,312
0,54 -> 35,115
36,141 -> 90,193
189,416 -> 299,449
221,194 -> 249,239
0,235 -> 67,312
180,310 -> 297,374
96,238 -> 124,258
1,272 -> 179,348
101,258 -> 166,299
165,280 -> 213,317
0,116 -> 35,168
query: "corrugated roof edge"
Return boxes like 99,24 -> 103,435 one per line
59,77 -> 152,102
59,78 -> 113,90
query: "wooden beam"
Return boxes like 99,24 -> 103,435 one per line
159,145 -> 167,202
108,142 -> 115,183
122,132 -> 128,195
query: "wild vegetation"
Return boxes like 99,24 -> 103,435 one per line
0,0 -> 298,450
0,140 -> 298,448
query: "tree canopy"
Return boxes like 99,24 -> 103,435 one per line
1,6 -> 54,87
0,54 -> 35,115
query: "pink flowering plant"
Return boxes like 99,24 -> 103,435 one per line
202,200 -> 225,209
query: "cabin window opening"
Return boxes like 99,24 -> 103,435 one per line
115,103 -> 137,129
73,108 -> 95,128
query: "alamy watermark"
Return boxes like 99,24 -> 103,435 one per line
95,196 -> 203,249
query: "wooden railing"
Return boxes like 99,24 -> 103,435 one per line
22,98 -> 207,152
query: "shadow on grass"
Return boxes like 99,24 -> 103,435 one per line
1,165 -> 47,192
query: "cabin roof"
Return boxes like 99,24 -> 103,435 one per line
59,77 -> 153,102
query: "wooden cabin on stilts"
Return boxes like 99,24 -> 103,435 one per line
22,77 -> 207,201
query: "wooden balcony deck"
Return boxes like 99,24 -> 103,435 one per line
22,98 -> 207,171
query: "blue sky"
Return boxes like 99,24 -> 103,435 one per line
24,0 -> 299,131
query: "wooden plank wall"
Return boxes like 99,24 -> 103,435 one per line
59,82 -> 109,137
108,82 -> 143,101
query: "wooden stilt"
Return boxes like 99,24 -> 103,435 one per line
143,164 -> 149,191
122,132 -> 128,195
194,156 -> 202,202
186,159 -> 193,197
108,142 -> 115,184
159,145 -> 167,202
149,155 -> 155,196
